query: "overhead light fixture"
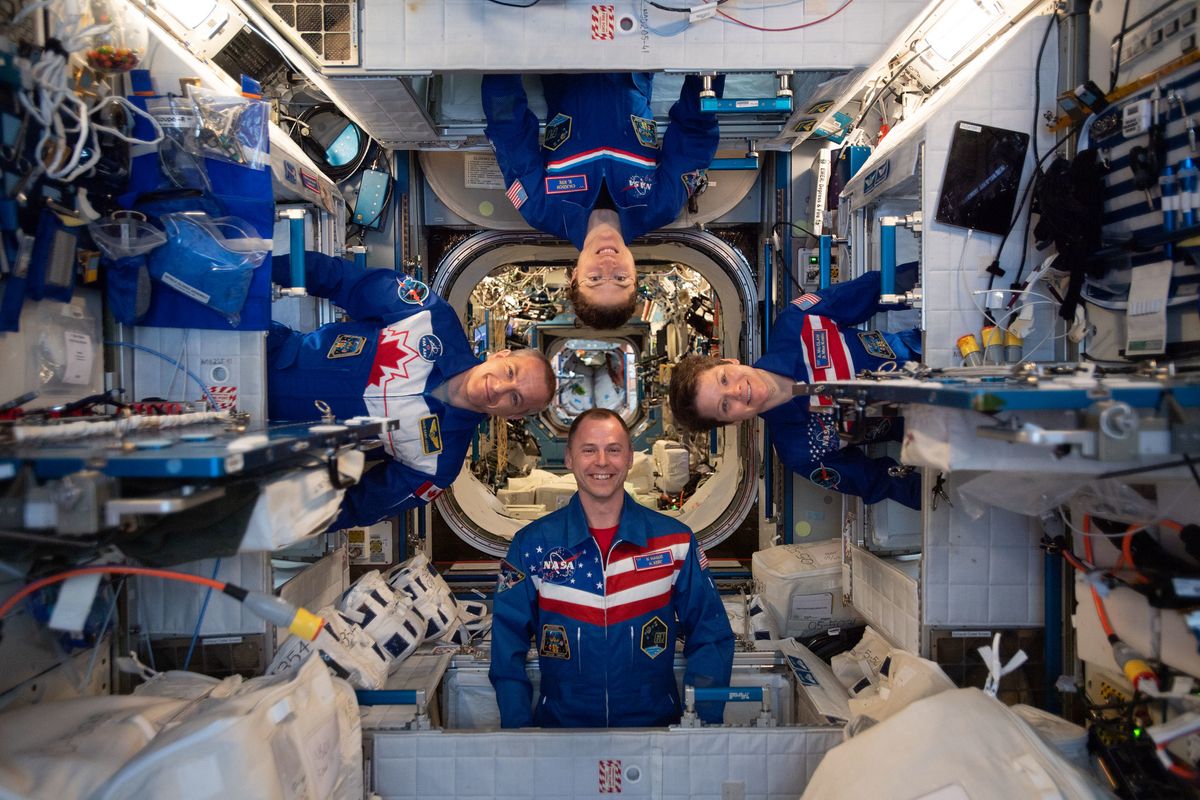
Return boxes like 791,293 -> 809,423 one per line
921,0 -> 1003,63
152,0 -> 228,36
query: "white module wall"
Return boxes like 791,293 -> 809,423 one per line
353,0 -> 927,72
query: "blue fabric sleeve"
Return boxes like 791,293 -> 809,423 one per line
327,460 -> 427,530
674,531 -> 735,724
481,75 -> 560,239
489,535 -> 538,728
774,436 -> 922,509
650,75 -> 725,231
271,251 -> 417,321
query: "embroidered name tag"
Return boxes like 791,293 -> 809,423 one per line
545,174 -> 588,194
633,549 -> 673,571
812,329 -> 831,369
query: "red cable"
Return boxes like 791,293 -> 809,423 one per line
0,566 -> 227,621
717,0 -> 855,32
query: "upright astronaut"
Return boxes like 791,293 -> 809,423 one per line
269,253 -> 555,529
670,271 -> 922,508
482,72 -> 725,328
490,409 -> 733,728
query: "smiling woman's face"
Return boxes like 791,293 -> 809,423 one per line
573,225 -> 637,308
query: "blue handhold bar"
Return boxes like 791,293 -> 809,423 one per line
880,217 -> 898,296
710,156 -> 760,171
354,689 -> 420,706
286,210 -> 306,295
692,686 -> 764,703
818,235 -> 832,289
700,97 -> 793,114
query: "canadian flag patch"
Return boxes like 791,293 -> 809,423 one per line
415,481 -> 444,502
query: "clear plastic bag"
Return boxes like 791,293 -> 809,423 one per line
84,0 -> 147,74
88,211 -> 167,260
186,86 -> 270,171
146,212 -> 270,326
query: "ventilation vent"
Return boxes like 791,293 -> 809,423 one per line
249,0 -> 358,66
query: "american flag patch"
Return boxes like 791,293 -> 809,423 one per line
698,548 -> 709,571
505,180 -> 527,209
793,293 -> 821,310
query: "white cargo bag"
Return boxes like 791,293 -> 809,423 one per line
239,451 -> 364,552
270,606 -> 390,689
830,625 -> 892,695
337,570 -> 423,666
847,649 -> 956,731
96,657 -> 362,800
752,540 -> 863,638
777,639 -> 852,723
801,688 -> 1111,799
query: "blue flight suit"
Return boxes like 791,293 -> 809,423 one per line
757,271 -> 922,508
481,73 -> 725,249
268,253 -> 484,529
490,493 -> 734,728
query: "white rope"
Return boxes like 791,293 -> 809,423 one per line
13,411 -> 227,443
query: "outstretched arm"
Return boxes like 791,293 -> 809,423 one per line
674,531 -> 734,724
271,251 -> 420,321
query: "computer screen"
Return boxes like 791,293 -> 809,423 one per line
934,121 -> 1030,236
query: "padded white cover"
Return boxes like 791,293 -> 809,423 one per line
239,452 -> 364,552
270,606 -> 390,690
0,658 -> 362,800
801,689 -> 1111,799
846,649 -> 956,730
752,540 -> 863,638
372,726 -> 845,799
776,640 -> 852,724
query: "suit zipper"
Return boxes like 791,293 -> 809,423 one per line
602,537 -> 611,725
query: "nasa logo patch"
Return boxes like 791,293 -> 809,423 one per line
640,616 -> 668,659
417,334 -> 443,362
543,113 -> 572,151
625,174 -> 653,197
540,624 -> 571,659
539,546 -> 579,583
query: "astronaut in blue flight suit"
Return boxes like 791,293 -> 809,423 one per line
490,408 -> 733,728
482,72 -> 725,329
668,271 -> 922,508
268,253 -> 556,530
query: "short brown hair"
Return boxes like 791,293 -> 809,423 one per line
567,407 -> 628,448
668,355 -> 724,431
512,348 -> 556,411
567,278 -> 639,330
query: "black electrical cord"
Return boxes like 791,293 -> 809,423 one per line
1109,0 -> 1133,94
980,11 -> 1061,326
646,0 -> 728,11
485,0 -> 541,7
851,48 -> 928,132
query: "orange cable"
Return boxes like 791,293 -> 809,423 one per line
1082,515 -> 1118,639
0,566 -> 227,621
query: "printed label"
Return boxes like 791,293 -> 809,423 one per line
161,272 -> 211,305
62,330 -> 93,385
464,153 -> 506,189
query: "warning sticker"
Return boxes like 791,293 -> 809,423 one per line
464,154 -> 506,190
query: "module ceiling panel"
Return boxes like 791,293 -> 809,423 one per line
351,0 -> 928,72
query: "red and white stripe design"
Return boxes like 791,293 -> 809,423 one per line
598,759 -> 622,793
792,293 -> 821,308
591,5 -> 615,40
206,386 -> 237,410
505,179 -> 527,209
547,146 -> 656,172
536,533 -> 690,626
698,548 -> 709,571
800,315 -> 855,408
